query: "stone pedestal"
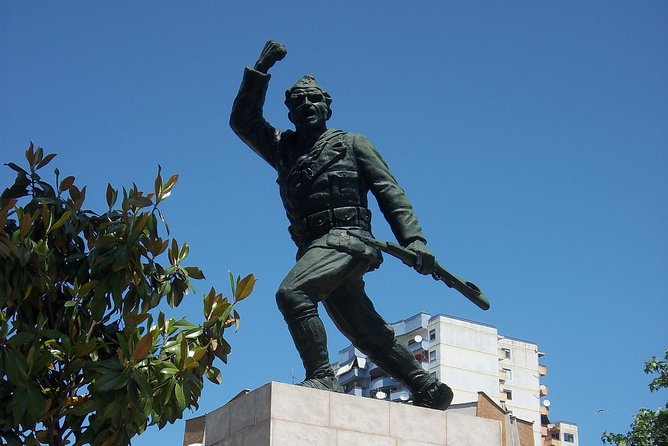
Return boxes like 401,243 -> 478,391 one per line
183,381 -> 501,446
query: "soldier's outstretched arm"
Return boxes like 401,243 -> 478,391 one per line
229,41 -> 287,168
353,134 -> 435,274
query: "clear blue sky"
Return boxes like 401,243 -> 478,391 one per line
2,2 -> 666,445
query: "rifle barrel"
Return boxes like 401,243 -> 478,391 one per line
347,231 -> 490,311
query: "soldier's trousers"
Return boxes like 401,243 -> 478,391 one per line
275,243 -> 437,400
276,245 -> 396,359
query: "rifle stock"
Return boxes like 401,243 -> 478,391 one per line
347,231 -> 490,311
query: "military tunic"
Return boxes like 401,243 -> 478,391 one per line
230,67 -> 426,256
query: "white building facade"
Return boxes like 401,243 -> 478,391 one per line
334,312 -> 577,446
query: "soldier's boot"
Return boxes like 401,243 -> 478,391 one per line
369,340 -> 453,410
287,316 -> 344,393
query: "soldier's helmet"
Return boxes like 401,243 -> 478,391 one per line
284,75 -> 333,109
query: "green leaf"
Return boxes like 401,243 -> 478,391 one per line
59,175 -> 75,192
228,271 -> 235,296
178,242 -> 189,261
8,331 -> 34,347
25,384 -> 45,419
184,266 -> 205,280
233,309 -> 241,332
184,327 -> 203,339
205,366 -> 222,384
5,162 -> 27,174
132,330 -> 155,362
174,381 -> 186,410
117,333 -> 131,361
106,183 -> 117,209
49,210 -> 71,232
95,370 -> 129,392
154,168 -> 163,202
234,274 -> 256,302
5,349 -> 28,385
11,389 -> 29,425
36,153 -> 57,169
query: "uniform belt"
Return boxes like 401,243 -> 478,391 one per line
289,206 -> 372,246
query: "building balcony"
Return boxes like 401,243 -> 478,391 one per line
337,366 -> 369,386
369,361 -> 388,379
538,364 -> 548,376
544,438 -> 561,446
344,385 -> 365,397
389,389 -> 411,403
370,377 -> 399,392
540,384 -> 549,396
407,339 -> 429,354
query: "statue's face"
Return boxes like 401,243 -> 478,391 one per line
287,87 -> 330,131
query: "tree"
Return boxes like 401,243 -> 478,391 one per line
602,349 -> 668,446
0,144 -> 254,446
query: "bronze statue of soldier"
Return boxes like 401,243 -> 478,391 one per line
230,40 -> 454,410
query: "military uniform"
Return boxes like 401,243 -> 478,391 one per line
230,67 -> 452,409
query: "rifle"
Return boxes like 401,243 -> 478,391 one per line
347,231 -> 490,311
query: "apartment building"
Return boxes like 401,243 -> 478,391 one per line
333,312 -> 577,446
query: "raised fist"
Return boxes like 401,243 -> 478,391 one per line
254,40 -> 287,74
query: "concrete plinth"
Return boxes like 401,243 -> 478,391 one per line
183,381 -> 501,446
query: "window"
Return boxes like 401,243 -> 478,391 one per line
429,329 -> 436,341
502,348 -> 511,359
429,349 -> 437,362
503,368 -> 512,380
564,433 -> 575,443
503,389 -> 512,400
551,432 -> 560,440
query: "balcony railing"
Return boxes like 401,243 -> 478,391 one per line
407,339 -> 429,353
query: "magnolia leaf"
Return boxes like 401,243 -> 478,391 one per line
132,331 -> 155,362
234,274 -> 256,302
59,176 -> 75,192
174,382 -> 186,410
184,266 -> 205,280
106,183 -> 117,208
228,271 -> 235,296
233,309 -> 241,332
178,242 -> 189,262
78,280 -> 98,297
205,366 -> 222,384
19,211 -> 33,238
183,356 -> 198,371
160,174 -> 178,200
34,146 -> 44,167
36,153 -> 57,169
5,162 -> 27,174
192,347 -> 207,362
154,170 -> 163,201
49,211 -> 71,233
